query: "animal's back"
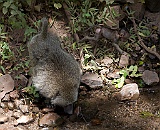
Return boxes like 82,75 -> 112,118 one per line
28,18 -> 81,109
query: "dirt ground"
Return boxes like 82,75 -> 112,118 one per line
36,17 -> 160,130
1,6 -> 160,130
59,86 -> 160,130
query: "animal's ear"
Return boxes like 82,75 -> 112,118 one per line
64,104 -> 73,114
39,17 -> 49,40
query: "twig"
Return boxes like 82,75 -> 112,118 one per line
62,2 -> 79,42
79,35 -> 127,55
131,18 -> 160,60
111,42 -> 125,54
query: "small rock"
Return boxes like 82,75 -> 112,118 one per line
0,102 -> 8,109
0,124 -> 28,130
107,72 -> 120,79
31,106 -> 40,113
91,118 -> 102,126
19,74 -> 28,87
8,102 -> 15,110
117,83 -> 139,101
0,108 -> 4,114
101,56 -> 113,67
16,125 -> 28,130
125,79 -> 133,84
9,90 -> 19,99
79,86 -> 87,91
19,105 -> 29,113
0,124 -> 15,130
15,115 -> 34,125
142,70 -> 159,85
145,0 -> 160,12
79,91 -> 87,96
119,54 -> 129,68
130,2 -> 145,20
138,66 -> 145,72
41,127 -> 54,130
39,113 -> 63,127
41,108 -> 54,114
81,72 -> 103,89
100,68 -> 109,76
12,110 -> 23,119
2,94 -> 10,101
5,110 -> 13,119
0,114 -> 8,123
14,99 -> 24,109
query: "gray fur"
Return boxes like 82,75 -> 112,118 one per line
28,18 -> 81,108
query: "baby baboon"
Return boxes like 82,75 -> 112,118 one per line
28,18 -> 81,114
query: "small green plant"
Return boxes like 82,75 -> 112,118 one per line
112,65 -> 142,88
140,111 -> 154,118
0,24 -> 7,39
13,59 -> 30,71
24,26 -> 37,42
23,86 -> 39,98
0,41 -> 14,61
1,0 -> 27,29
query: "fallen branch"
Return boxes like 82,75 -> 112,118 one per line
79,27 -> 129,55
131,18 -> 160,60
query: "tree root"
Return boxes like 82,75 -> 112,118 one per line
131,18 -> 160,60
79,34 -> 128,55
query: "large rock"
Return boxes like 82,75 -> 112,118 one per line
142,70 -> 159,85
116,83 -> 139,101
0,74 -> 14,101
81,72 -> 103,89
130,2 -> 145,20
145,0 -> 160,12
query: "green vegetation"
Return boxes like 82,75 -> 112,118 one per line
112,65 -> 142,88
0,0 -> 159,96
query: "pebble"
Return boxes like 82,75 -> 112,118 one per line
39,113 -> 63,127
119,54 -> 129,68
41,108 -> 55,113
0,102 -> 8,109
0,114 -> 8,123
12,110 -> 23,119
31,106 -> 40,113
0,124 -> 28,130
2,94 -> 10,101
14,115 -> 34,125
9,90 -> 19,99
14,99 -> 24,109
19,105 -> 29,113
8,102 -> 15,110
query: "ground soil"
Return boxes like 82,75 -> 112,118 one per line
30,17 -> 160,130
2,7 -> 160,130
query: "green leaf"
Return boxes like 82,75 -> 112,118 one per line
0,66 -> 5,73
26,0 -> 32,7
54,3 -> 62,9
3,1 -> 11,8
2,7 -> 8,15
115,76 -> 125,88
10,4 -> 18,10
138,61 -> 144,65
10,10 -> 17,16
